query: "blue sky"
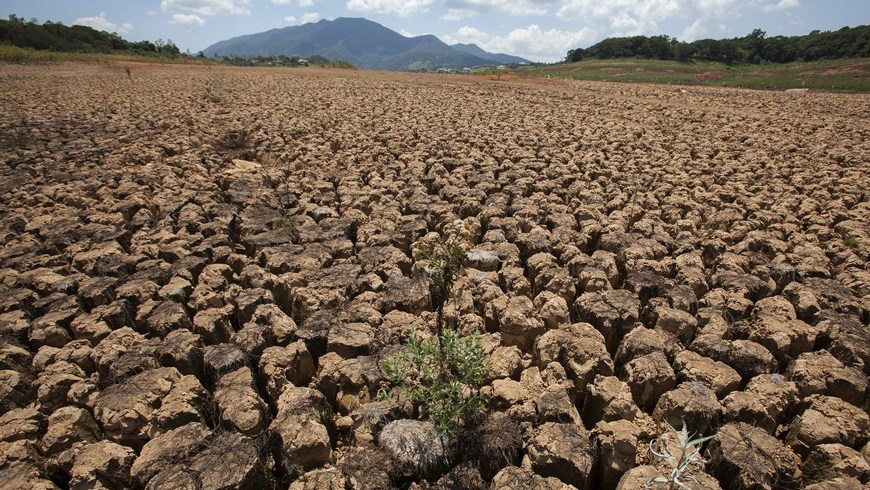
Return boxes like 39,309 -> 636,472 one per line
4,1 -> 868,62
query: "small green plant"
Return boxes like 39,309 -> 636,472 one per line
380,329 -> 487,435
646,419 -> 715,490
412,222 -> 470,338
843,237 -> 859,249
273,215 -> 295,230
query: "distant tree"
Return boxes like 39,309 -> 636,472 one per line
565,25 -> 870,64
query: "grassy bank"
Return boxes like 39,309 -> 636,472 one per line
517,58 -> 870,92
0,45 -> 209,65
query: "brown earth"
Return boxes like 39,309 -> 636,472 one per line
0,62 -> 868,490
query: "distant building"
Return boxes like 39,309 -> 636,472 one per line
298,59 -> 309,66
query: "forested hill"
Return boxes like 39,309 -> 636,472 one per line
0,15 -> 182,56
567,25 -> 869,64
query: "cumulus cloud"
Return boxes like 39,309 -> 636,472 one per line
554,0 -> 750,41
400,28 -> 414,36
72,13 -> 133,34
345,0 -> 436,17
170,13 -> 206,25
761,0 -> 799,12
441,8 -> 476,20
444,23 -> 596,62
301,12 -> 321,22
160,0 -> 251,17
284,15 -> 297,23
273,0 -> 315,6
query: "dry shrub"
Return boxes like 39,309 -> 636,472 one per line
436,463 -> 486,490
214,128 -> 253,153
462,413 -> 523,480
339,447 -> 396,489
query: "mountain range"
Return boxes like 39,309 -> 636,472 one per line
202,17 -> 531,71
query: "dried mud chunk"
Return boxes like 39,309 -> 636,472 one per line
708,422 -> 800,490
594,419 -> 642,490
466,248 -> 501,272
259,341 -> 315,404
289,467 -> 347,490
143,300 -> 191,338
41,406 -> 102,457
315,354 -> 385,415
622,351 -> 675,412
781,282 -> 821,324
802,277 -> 865,318
803,443 -> 870,484
0,440 -> 61,490
203,342 -> 248,385
490,466 -> 566,490
653,381 -> 722,435
379,420 -> 449,480
534,322 -> 613,397
787,350 -> 868,406
803,477 -> 865,490
815,312 -> 870,373
527,422 -> 593,489
214,367 -> 269,436
573,289 -> 640,354
496,295 -> 545,350
653,306 -> 697,345
0,407 -> 45,444
733,315 -> 821,366
68,440 -> 136,490
536,292 -> 570,330
192,307 -> 235,345
582,375 -> 642,425
158,328 -> 204,377
613,326 -> 667,367
271,386 -> 334,473
68,311 -> 112,345
92,299 -> 135,330
232,287 -> 273,325
29,310 -> 74,349
0,369 -> 34,412
131,422 -> 211,487
381,274 -> 430,315
721,374 -> 798,433
76,276 -> 116,310
787,395 -> 870,453
327,322 -> 374,359
34,362 -> 83,413
152,374 -> 208,432
93,367 -> 182,449
114,279 -> 158,307
623,271 -> 668,308
672,350 -> 741,399
729,339 -> 778,381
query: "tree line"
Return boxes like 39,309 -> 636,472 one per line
566,25 -> 869,64
0,15 -> 182,57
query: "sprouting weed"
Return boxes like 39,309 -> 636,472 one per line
646,419 -> 715,490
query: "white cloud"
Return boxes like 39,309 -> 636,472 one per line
72,12 -> 133,34
441,8 -> 476,20
170,13 -> 206,25
301,12 -> 321,22
160,0 -> 251,16
555,0 -> 747,41
400,28 -> 414,36
284,15 -> 297,23
273,0 -> 315,5
761,0 -> 799,12
345,0 -> 436,17
444,23 -> 596,62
